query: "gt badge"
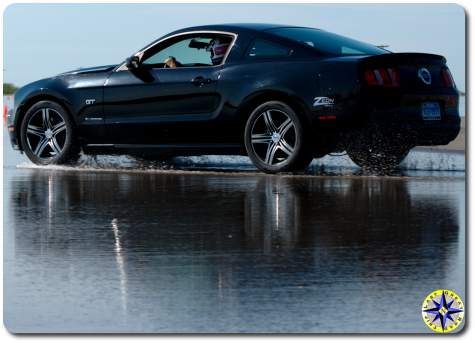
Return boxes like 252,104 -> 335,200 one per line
85,99 -> 96,105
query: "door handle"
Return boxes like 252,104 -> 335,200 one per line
192,76 -> 212,87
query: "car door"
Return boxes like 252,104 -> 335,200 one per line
102,33 -> 233,145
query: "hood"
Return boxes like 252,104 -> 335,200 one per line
59,64 -> 117,76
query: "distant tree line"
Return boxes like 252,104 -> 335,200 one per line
3,83 -> 18,95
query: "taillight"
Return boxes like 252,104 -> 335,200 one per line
364,67 -> 400,87
3,105 -> 7,127
441,67 -> 456,88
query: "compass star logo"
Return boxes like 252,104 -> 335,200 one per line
422,289 -> 464,333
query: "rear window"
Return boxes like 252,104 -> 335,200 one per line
247,39 -> 291,58
269,27 -> 388,57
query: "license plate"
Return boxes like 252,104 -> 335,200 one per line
421,102 -> 441,120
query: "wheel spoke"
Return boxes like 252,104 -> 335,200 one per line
27,125 -> 45,137
42,108 -> 52,130
252,133 -> 272,144
34,137 -> 49,157
263,111 -> 278,132
264,142 -> 279,165
52,121 -> 66,136
278,118 -> 293,136
278,139 -> 294,156
49,138 -> 62,155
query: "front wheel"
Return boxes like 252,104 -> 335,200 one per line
20,100 -> 80,165
244,101 -> 313,173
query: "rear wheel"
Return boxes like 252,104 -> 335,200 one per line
20,101 -> 80,165
244,101 -> 313,173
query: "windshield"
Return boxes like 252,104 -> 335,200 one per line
269,27 -> 388,56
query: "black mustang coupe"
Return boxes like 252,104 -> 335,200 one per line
7,24 -> 460,173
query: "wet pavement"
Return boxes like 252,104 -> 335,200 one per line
3,163 -> 465,333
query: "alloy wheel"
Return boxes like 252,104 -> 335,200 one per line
25,108 -> 67,160
250,109 -> 297,166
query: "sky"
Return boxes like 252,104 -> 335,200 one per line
3,3 -> 466,91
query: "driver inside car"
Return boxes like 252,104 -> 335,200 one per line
163,56 -> 182,68
206,38 -> 231,65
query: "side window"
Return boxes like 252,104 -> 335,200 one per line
247,39 -> 291,58
141,34 -> 233,68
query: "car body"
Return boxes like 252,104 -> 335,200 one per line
7,23 -> 460,172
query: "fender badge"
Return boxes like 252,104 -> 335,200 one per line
313,97 -> 334,107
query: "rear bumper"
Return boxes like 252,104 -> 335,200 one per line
312,90 -> 461,149
357,90 -> 461,146
371,116 -> 461,146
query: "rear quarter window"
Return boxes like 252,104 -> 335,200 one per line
270,27 -> 388,57
247,39 -> 292,58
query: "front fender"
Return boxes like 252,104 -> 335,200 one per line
13,78 -> 75,130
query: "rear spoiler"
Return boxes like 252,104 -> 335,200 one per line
361,52 -> 446,65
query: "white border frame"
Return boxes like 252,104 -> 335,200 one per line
1,2 -> 471,342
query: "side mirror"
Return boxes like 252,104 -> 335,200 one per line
126,56 -> 140,70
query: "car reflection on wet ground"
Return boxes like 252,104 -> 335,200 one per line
3,165 -> 465,333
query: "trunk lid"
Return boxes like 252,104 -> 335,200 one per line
360,53 -> 450,90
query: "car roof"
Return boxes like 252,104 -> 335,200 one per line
167,23 -> 317,35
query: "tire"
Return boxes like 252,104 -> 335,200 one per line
20,100 -> 80,165
244,101 -> 313,173
347,138 -> 411,172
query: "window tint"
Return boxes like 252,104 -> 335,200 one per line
270,28 -> 388,56
247,39 -> 291,58
142,34 -> 233,68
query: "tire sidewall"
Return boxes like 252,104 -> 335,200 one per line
244,101 -> 309,173
20,101 -> 75,165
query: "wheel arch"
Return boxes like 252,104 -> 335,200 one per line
235,90 -> 312,132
